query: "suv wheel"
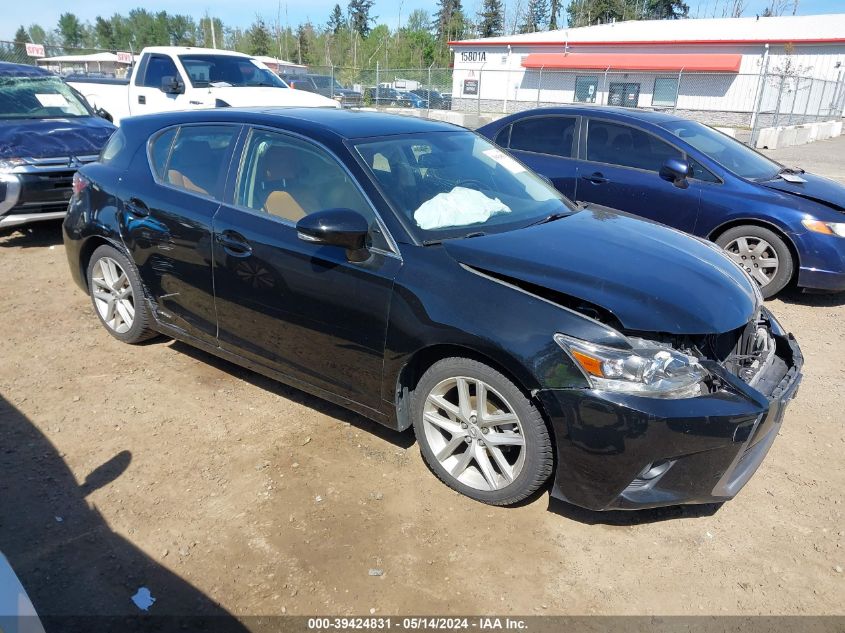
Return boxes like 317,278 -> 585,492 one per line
87,244 -> 157,344
412,358 -> 553,506
716,225 -> 794,298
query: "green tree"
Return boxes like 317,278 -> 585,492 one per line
57,12 -> 84,48
520,0 -> 549,32
13,26 -> 31,60
168,14 -> 196,46
549,0 -> 562,28
348,0 -> 375,37
645,0 -> 689,18
28,24 -> 48,45
434,0 -> 466,43
327,4 -> 345,34
565,0 -> 626,27
198,16 -> 224,48
406,9 -> 431,33
478,0 -> 504,37
246,17 -> 273,56
94,17 -> 116,49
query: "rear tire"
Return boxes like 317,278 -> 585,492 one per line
715,225 -> 794,298
87,244 -> 158,344
412,358 -> 553,506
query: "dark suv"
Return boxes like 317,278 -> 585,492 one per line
0,62 -> 115,230
305,74 -> 362,108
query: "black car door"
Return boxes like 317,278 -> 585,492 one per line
576,118 -> 701,232
120,123 -> 241,346
498,115 -> 581,200
211,127 -> 401,411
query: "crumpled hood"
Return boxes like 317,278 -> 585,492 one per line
209,86 -> 340,109
760,172 -> 845,212
0,116 -> 115,159
442,206 -> 759,335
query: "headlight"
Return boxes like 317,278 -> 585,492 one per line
802,219 -> 845,238
0,158 -> 25,173
554,334 -> 706,399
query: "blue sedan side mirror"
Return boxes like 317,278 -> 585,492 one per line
660,158 -> 690,189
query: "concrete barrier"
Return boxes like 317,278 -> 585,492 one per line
755,119 -> 844,149
714,127 -> 737,138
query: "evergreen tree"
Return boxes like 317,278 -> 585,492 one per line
57,13 -> 84,48
520,0 -> 549,32
28,24 -> 48,45
478,0 -> 504,37
327,4 -> 345,34
13,26 -> 31,59
549,0 -> 562,29
434,0 -> 466,42
348,0 -> 375,37
645,0 -> 689,19
246,17 -> 273,56
94,17 -> 116,49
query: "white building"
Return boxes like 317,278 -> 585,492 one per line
449,13 -> 845,126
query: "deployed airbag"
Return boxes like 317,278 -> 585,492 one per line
414,186 -> 511,230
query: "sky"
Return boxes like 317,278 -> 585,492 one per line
2,0 -> 844,42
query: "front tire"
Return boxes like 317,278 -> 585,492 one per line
715,225 -> 794,298
412,358 -> 553,506
87,244 -> 157,344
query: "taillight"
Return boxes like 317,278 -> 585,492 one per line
72,172 -> 89,196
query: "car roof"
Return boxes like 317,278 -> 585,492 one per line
125,107 -> 464,140
489,105 -> 684,127
0,62 -> 53,79
143,46 -> 251,57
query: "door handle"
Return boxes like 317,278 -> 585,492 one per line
215,231 -> 253,257
125,197 -> 149,217
581,172 -> 609,184
138,95 -> 146,105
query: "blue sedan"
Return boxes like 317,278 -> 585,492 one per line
478,107 -> 845,297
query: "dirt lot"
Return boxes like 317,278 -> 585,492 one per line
1,137 -> 843,620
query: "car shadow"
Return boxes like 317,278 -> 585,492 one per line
166,340 -> 416,450
0,221 -> 64,249
0,394 -> 251,631
775,287 -> 845,307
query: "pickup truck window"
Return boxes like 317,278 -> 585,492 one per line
178,55 -> 286,89
163,125 -> 238,200
141,55 -> 179,89
0,76 -> 90,119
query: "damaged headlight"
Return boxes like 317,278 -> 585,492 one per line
554,334 -> 706,399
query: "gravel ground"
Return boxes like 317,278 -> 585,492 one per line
0,136 -> 843,619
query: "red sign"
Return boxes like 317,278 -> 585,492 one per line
116,51 -> 133,64
25,43 -> 45,58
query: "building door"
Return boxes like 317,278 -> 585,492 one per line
608,82 -> 641,108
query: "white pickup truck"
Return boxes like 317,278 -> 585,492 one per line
67,46 -> 338,125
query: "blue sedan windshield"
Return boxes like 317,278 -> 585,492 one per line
660,120 -> 780,181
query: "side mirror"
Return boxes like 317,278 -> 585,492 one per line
161,75 -> 185,95
297,209 -> 370,262
95,107 -> 113,122
659,158 -> 690,189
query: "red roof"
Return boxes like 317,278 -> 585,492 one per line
521,52 -> 742,72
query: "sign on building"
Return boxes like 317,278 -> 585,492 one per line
25,43 -> 45,58
116,52 -> 133,64
463,79 -> 479,96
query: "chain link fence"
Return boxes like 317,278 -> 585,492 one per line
4,40 -> 843,146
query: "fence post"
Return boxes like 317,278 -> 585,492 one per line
427,63 -> 433,110
375,61 -> 379,106
330,66 -> 335,100
602,66 -> 610,105
801,77 -> 813,125
537,66 -> 544,107
749,44 -> 770,147
673,68 -> 684,113
478,64 -> 485,115
787,78 -> 799,126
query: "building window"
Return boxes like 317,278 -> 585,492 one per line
653,77 -> 679,108
574,76 -> 598,103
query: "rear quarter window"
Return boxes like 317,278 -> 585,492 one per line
99,129 -> 126,164
148,128 -> 177,180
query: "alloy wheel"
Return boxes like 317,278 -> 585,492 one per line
422,376 -> 526,491
723,236 -> 780,287
91,257 -> 135,334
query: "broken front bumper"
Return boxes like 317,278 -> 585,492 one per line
538,328 -> 803,511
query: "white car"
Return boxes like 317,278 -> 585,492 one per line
68,47 -> 339,125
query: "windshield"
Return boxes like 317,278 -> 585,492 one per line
0,76 -> 90,120
354,131 -> 575,241
178,55 -> 286,88
660,120 -> 780,181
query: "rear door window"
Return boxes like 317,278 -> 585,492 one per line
509,116 -> 577,158
160,125 -> 239,200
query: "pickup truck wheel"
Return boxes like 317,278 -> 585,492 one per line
87,244 -> 158,344
715,225 -> 793,298
412,358 -> 553,506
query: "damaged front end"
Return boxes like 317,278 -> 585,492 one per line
538,307 -> 803,511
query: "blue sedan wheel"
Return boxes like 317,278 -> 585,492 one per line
716,225 -> 794,298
